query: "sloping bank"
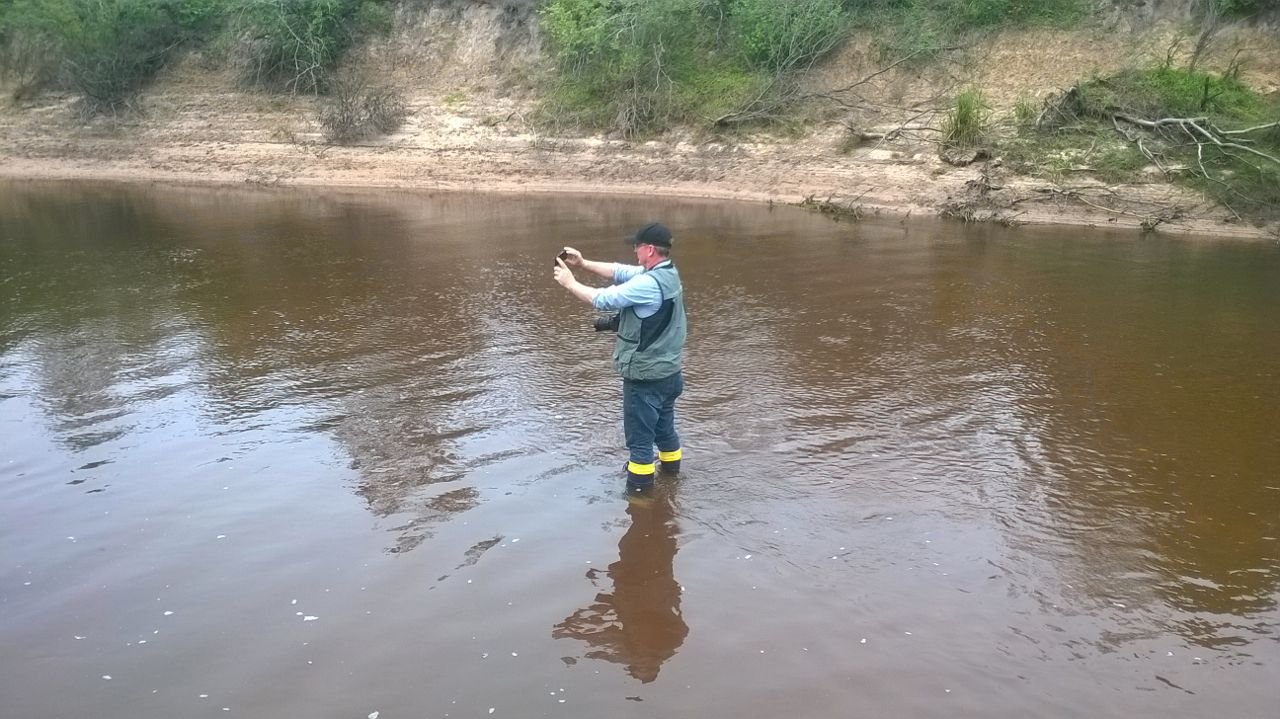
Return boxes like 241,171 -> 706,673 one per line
1,2 -> 1276,240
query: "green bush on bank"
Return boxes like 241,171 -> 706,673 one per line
540,0 -> 751,135
539,0 -> 849,135
851,0 -> 1087,59
1080,66 -> 1271,121
733,0 -> 847,72
1215,0 -> 1276,19
0,0 -> 392,110
0,0 -> 218,111
231,0 -> 392,94
538,0 -> 1101,134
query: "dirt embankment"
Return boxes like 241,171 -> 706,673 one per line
1,3 -> 1277,239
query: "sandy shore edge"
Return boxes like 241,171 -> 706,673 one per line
1,125 -> 1275,240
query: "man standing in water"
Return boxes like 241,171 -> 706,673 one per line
554,222 -> 687,492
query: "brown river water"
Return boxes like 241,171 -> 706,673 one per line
1,182 -> 1278,718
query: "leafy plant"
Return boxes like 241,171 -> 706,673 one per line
540,0 -> 751,136
230,0 -> 389,94
1023,65 -> 1280,223
1013,94 -> 1039,125
851,0 -> 1086,61
941,87 -> 989,149
731,0 -> 847,72
0,0 -> 219,112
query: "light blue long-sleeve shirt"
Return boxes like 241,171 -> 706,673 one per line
590,259 -> 672,319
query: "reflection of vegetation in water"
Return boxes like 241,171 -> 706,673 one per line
0,185 -> 488,552
0,189 -> 201,448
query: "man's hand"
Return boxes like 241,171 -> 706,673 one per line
554,257 -> 576,288
554,255 -> 601,305
560,247 -> 584,267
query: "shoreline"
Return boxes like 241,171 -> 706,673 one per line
3,15 -> 1278,242
4,157 -> 1272,241
1,104 -> 1274,241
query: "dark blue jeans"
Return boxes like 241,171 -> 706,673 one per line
622,371 -> 683,469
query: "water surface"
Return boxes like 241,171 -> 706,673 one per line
2,182 -> 1278,717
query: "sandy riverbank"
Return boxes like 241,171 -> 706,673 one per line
3,15 -> 1277,240
4,98 -> 1271,240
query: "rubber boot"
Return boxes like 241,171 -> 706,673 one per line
658,448 -> 682,475
626,460 -> 656,492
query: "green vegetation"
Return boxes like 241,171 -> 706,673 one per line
539,0 -> 766,136
0,0 -> 218,111
852,0 -> 1087,60
2,0 -> 1275,225
1079,66 -> 1271,120
941,88 -> 989,149
538,0 -> 856,136
537,0 -> 1097,136
1013,95 -> 1039,125
1001,130 -> 1148,184
1004,65 -> 1280,222
0,0 -> 392,111
232,0 -> 391,94
733,0 -> 847,72
1215,0 -> 1277,19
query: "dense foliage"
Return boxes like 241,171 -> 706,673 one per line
1215,0 -> 1278,18
850,0 -> 1087,59
232,0 -> 392,94
539,0 -> 850,135
0,0 -> 217,111
537,0 -> 1103,135
0,0 -> 390,110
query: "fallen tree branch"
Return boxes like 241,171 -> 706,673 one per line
1114,113 -> 1280,166
1221,121 -> 1280,136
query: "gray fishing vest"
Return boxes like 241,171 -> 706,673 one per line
612,262 -> 686,381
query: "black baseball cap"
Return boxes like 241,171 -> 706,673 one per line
626,222 -> 673,248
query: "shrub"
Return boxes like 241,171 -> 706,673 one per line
541,0 -> 746,136
231,0 -> 389,94
731,0 -> 847,72
1013,94 -> 1038,125
1216,0 -> 1275,18
0,0 -> 217,112
1063,67 -> 1269,125
852,0 -> 1086,60
0,30 -> 61,100
319,72 -> 406,142
941,87 -> 989,149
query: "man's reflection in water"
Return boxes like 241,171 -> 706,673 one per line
553,488 -> 687,683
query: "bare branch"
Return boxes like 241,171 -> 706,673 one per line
1221,121 -> 1280,136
